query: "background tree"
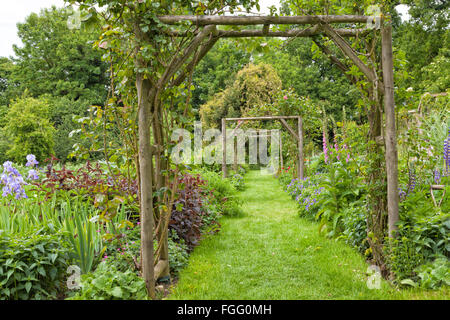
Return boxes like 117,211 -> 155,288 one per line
192,39 -> 251,109
3,96 -> 55,164
3,6 -> 110,162
200,63 -> 282,128
12,6 -> 108,103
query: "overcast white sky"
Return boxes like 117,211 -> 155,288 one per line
0,0 -> 409,58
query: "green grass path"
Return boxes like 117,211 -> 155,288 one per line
168,171 -> 448,300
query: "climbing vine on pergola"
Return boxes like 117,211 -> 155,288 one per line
71,0 -> 400,299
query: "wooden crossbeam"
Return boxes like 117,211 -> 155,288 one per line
158,15 -> 370,26
279,118 -> 300,142
320,23 -> 379,86
166,27 -> 368,38
225,116 -> 300,121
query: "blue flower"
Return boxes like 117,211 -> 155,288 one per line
26,154 -> 39,168
28,169 -> 39,181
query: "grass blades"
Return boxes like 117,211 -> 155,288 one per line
168,171 -> 449,300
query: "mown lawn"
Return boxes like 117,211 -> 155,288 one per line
168,170 -> 449,300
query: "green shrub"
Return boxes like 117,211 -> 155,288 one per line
0,229 -> 71,300
387,189 -> 449,287
67,262 -> 147,300
103,225 -> 189,277
167,233 -> 190,276
230,173 -> 245,191
2,96 -> 55,164
414,257 -> 450,289
193,168 -> 243,216
340,206 -> 369,255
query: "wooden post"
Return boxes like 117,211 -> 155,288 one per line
298,117 -> 304,180
222,118 -> 227,178
382,24 -> 399,238
136,75 -> 155,299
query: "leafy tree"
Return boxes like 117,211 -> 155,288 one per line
5,7 -> 111,162
393,1 -> 449,92
255,38 -> 360,121
192,39 -> 251,109
3,96 -> 55,163
0,58 -> 17,107
200,63 -> 282,128
11,6 -> 109,104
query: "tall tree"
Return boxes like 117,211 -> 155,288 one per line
12,6 -> 109,104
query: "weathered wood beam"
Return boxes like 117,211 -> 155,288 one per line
159,25 -> 217,87
382,24 -> 399,239
229,120 -> 247,139
312,39 -> 358,85
279,118 -> 300,142
216,27 -> 366,38
226,116 -> 300,121
320,23 -> 379,86
167,27 -> 368,38
172,35 -> 219,87
158,15 -> 370,26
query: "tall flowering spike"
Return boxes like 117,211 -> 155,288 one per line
334,136 -> 340,161
323,131 -> 329,164
445,127 -> 450,175
26,154 -> 39,168
407,169 -> 416,194
434,169 -> 441,185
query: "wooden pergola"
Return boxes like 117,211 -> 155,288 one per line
222,116 -> 304,180
132,12 -> 399,297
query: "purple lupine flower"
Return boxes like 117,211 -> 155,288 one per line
433,169 -> 441,184
399,188 -> 407,202
444,128 -> 450,175
26,154 -> 39,168
407,170 -> 416,194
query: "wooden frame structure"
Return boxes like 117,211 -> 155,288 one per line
131,12 -> 400,297
222,116 -> 304,180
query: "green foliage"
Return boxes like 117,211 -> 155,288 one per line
200,63 -> 282,129
414,257 -> 450,289
195,168 -> 244,217
67,261 -> 147,300
167,234 -> 190,276
193,40 -> 251,108
230,173 -> 245,191
48,96 -> 93,162
0,57 -> 16,106
64,213 -> 105,274
394,2 -> 449,93
0,229 -> 70,300
387,187 -> 449,288
12,7 -> 108,103
3,96 -> 55,163
255,38 -> 360,121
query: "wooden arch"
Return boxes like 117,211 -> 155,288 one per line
222,116 -> 304,180
136,13 -> 399,297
